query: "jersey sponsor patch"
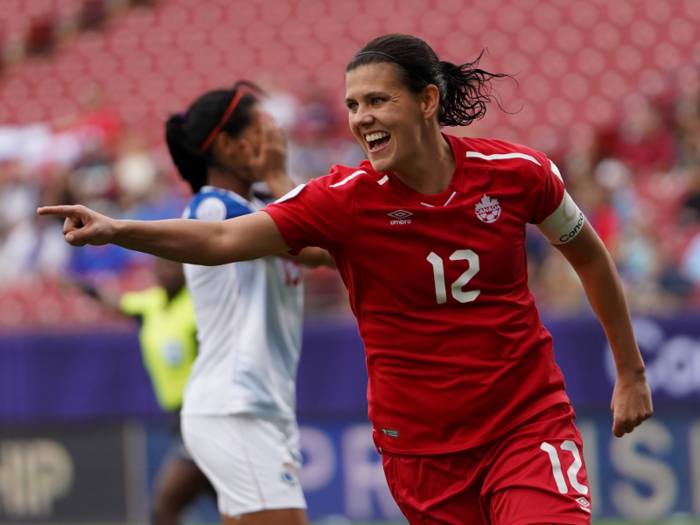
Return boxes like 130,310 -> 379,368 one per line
475,195 -> 501,223
281,462 -> 298,485
195,197 -> 227,221
187,188 -> 252,221
381,427 -> 399,438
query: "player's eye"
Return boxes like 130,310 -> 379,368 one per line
371,97 -> 384,105
346,102 -> 358,111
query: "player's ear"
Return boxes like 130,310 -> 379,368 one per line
213,132 -> 242,160
421,84 -> 440,121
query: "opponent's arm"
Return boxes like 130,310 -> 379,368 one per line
37,205 -> 289,266
553,220 -> 653,437
247,116 -> 335,269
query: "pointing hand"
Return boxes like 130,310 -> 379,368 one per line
37,205 -> 117,247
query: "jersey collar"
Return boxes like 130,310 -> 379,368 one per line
384,133 -> 465,207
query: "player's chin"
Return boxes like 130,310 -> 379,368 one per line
367,152 -> 395,174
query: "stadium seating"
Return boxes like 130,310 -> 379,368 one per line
2,0 -> 700,325
0,0 -> 698,151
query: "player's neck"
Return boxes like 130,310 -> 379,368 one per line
393,132 -> 455,195
206,166 -> 252,200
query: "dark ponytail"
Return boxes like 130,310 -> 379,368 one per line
165,113 -> 209,193
437,50 -> 511,127
165,81 -> 262,193
347,35 -> 512,127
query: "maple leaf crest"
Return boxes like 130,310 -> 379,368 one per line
475,195 -> 499,210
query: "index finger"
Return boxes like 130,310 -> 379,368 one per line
37,205 -> 80,218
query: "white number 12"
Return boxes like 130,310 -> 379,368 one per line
427,250 -> 480,304
540,441 -> 589,495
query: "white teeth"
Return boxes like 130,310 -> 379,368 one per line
365,131 -> 389,143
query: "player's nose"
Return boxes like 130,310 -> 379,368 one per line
352,105 -> 375,127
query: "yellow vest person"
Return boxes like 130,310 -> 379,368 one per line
120,285 -> 197,412
74,257 -> 214,524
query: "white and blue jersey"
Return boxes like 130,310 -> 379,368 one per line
180,185 -> 304,421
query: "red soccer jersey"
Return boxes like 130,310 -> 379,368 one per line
264,134 -> 570,455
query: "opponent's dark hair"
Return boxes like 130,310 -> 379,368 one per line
346,34 -> 513,127
165,81 -> 261,193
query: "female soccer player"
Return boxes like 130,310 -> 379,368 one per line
138,82 -> 331,525
39,35 -> 652,525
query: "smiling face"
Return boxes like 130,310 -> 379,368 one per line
345,62 -> 430,174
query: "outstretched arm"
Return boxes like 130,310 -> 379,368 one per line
37,205 -> 290,265
553,219 -> 653,437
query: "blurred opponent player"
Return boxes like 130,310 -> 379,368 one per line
162,82 -> 332,525
76,258 -> 214,525
40,35 -> 652,525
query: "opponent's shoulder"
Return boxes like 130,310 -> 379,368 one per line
460,136 -> 549,170
183,186 -> 252,221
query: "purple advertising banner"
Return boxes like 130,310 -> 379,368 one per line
1,314 -> 699,423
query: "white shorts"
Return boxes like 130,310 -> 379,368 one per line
181,414 -> 306,518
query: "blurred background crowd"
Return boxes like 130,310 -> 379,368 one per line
1,0 -> 700,326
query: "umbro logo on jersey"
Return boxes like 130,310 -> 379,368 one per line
388,210 -> 412,219
388,210 -> 412,225
475,195 -> 501,223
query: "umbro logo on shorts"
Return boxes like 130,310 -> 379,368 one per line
388,210 -> 412,225
576,496 -> 591,513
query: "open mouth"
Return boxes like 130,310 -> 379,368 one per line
365,131 -> 391,153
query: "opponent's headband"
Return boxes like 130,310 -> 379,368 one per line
199,91 -> 244,152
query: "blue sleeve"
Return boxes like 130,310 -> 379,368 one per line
183,192 -> 251,221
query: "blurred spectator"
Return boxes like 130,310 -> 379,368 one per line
681,164 -> 700,223
521,86 -> 700,315
288,82 -> 365,183
26,16 -> 55,56
613,98 -> 676,176
79,0 -> 107,31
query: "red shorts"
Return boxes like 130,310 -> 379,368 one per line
381,403 -> 592,525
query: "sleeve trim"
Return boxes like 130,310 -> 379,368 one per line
466,151 -> 542,167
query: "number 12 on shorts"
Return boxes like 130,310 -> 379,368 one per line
540,441 -> 589,495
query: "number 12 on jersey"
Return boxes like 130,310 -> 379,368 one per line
427,250 -> 480,304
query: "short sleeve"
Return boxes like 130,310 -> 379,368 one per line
525,155 -> 566,225
184,191 -> 251,221
263,173 -> 354,255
